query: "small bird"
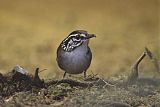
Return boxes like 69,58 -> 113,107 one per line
56,30 -> 96,78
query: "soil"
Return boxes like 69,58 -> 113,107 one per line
0,68 -> 160,107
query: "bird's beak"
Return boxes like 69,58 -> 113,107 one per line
86,34 -> 96,39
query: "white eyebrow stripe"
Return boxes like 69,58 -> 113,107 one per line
80,34 -> 86,37
62,34 -> 78,43
69,34 -> 78,37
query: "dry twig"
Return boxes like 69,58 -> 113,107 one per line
127,51 -> 146,84
127,47 -> 160,84
145,47 -> 160,72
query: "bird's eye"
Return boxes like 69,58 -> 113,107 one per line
75,35 -> 80,40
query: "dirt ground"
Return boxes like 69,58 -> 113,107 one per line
1,72 -> 160,107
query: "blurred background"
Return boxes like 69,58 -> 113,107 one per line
0,0 -> 159,79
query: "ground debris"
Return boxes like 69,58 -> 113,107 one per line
0,66 -> 45,97
45,77 -> 114,88
127,47 -> 160,84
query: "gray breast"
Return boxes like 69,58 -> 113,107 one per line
57,44 -> 92,74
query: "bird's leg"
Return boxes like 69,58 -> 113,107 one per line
63,72 -> 67,79
84,71 -> 87,78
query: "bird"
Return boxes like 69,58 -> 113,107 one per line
56,30 -> 96,78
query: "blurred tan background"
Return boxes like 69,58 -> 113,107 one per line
0,0 -> 159,79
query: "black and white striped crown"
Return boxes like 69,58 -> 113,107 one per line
61,30 -> 96,52
61,30 -> 88,52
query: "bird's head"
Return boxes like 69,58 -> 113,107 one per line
61,30 -> 96,52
